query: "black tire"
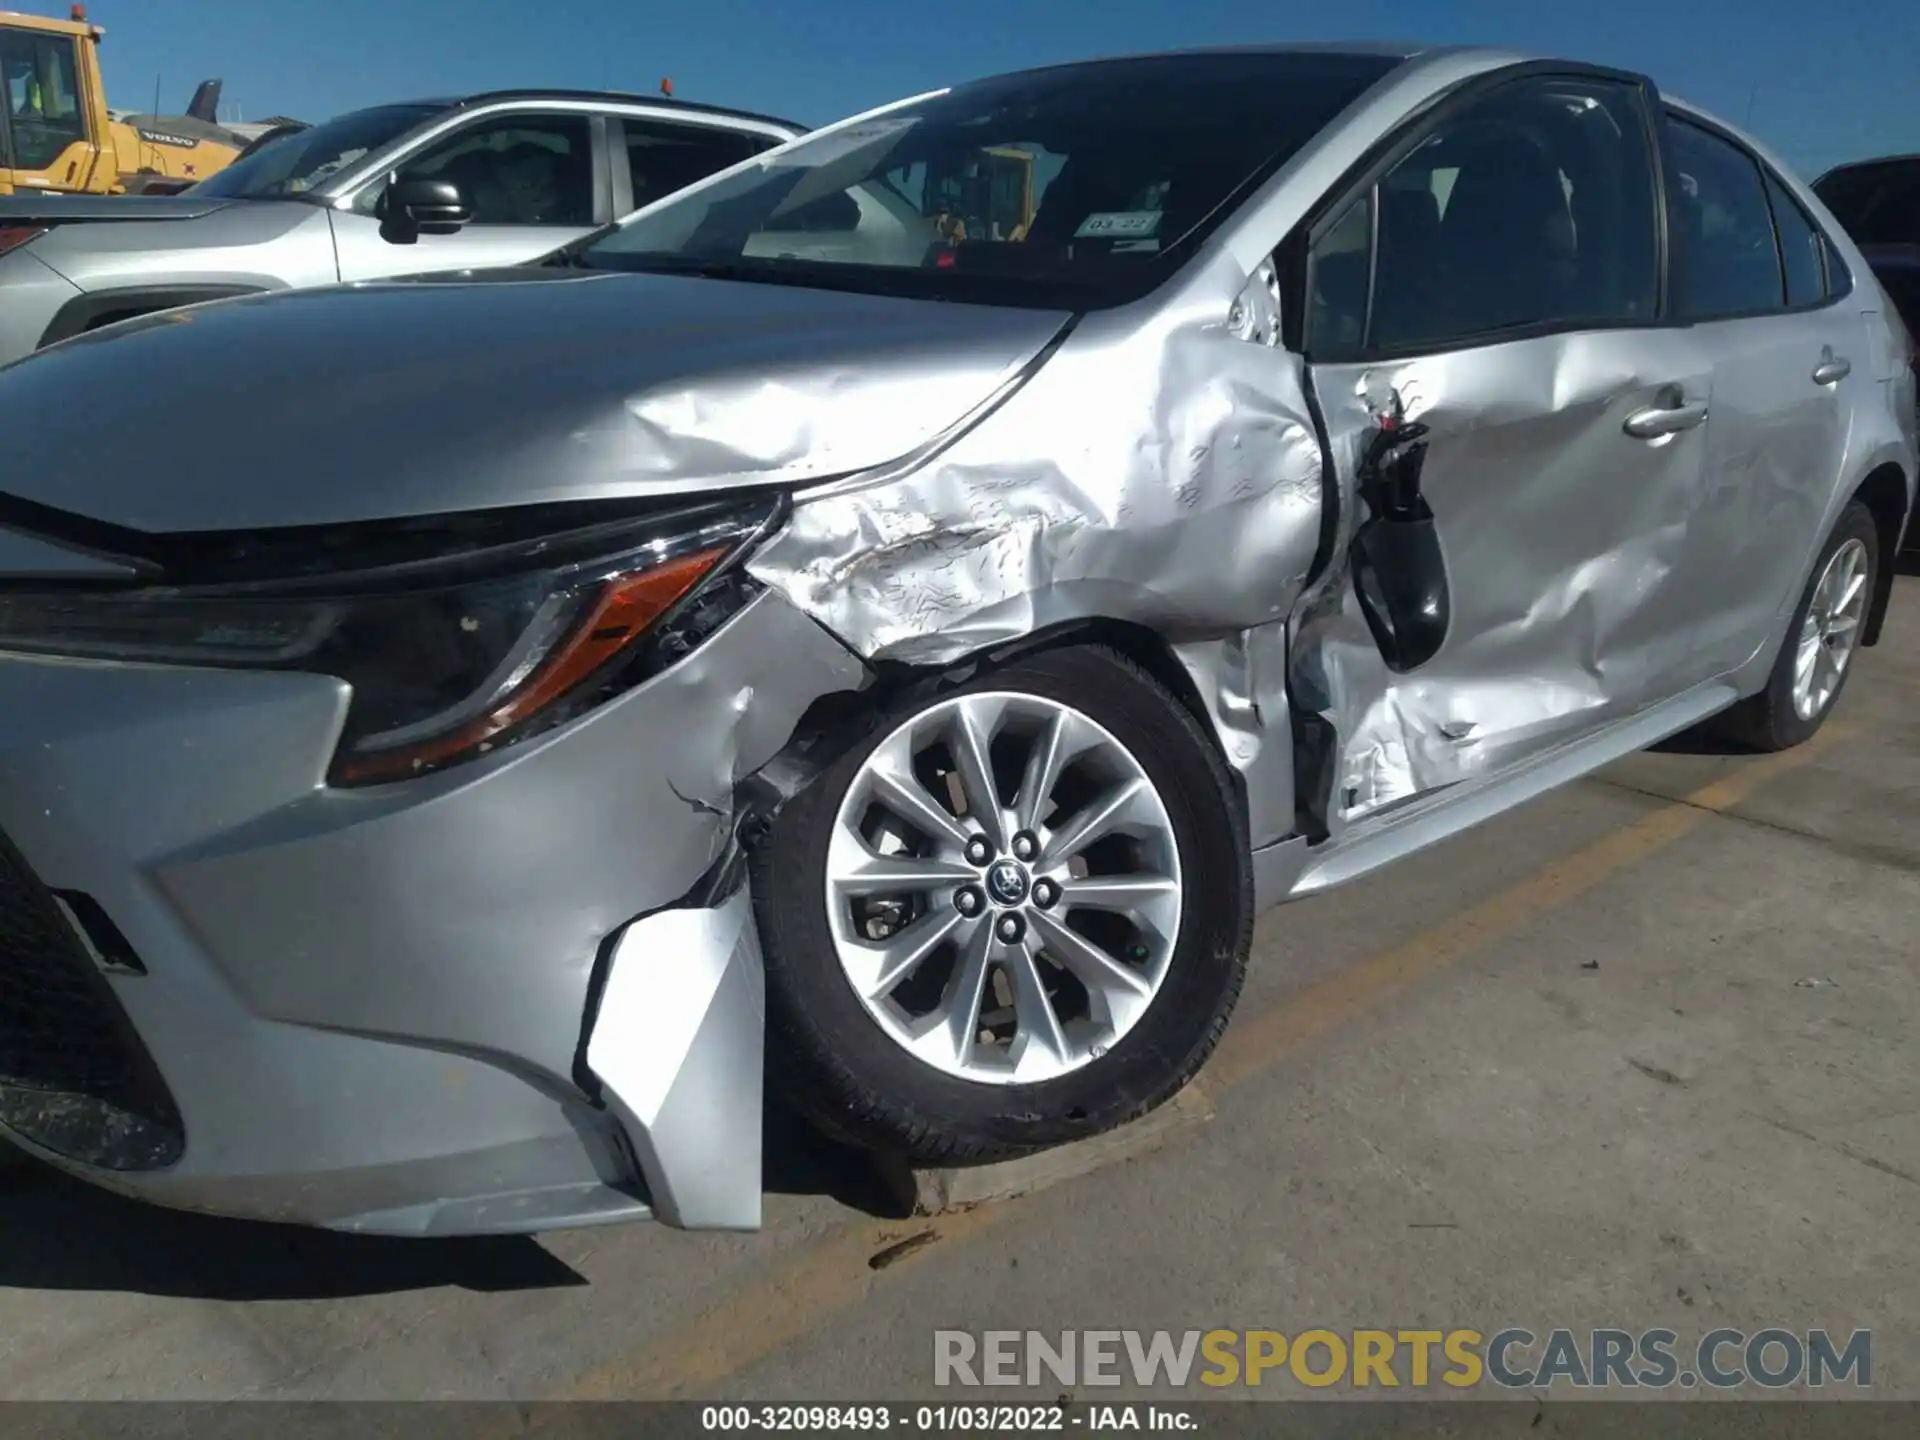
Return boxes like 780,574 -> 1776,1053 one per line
1720,499 -> 1878,752
752,645 -> 1252,1164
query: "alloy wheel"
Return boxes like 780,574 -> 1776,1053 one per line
824,692 -> 1183,1085
1792,537 -> 1870,721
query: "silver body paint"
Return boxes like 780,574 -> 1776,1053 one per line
0,589 -> 863,1233
0,46 -> 1912,1233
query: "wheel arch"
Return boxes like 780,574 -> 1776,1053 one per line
37,284 -> 270,350
739,615 -> 1254,848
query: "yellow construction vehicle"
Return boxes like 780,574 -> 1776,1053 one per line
0,4 -> 244,196
928,145 -> 1038,242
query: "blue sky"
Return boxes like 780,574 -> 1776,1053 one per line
89,0 -> 1919,179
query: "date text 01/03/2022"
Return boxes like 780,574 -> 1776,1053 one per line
699,1404 -> 1200,1431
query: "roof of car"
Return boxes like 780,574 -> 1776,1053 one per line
1814,153 -> 1920,185
376,89 -> 803,133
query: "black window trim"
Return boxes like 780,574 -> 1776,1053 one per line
1659,104 -> 1855,323
1285,59 -> 1673,364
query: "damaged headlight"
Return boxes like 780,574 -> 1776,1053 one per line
0,496 -> 780,786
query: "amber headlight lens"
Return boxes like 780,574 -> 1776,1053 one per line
0,497 -> 778,785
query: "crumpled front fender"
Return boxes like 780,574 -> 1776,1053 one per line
585,885 -> 766,1230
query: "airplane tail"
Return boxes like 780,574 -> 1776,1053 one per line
186,79 -> 223,122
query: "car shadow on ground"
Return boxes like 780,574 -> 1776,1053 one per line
0,1152 -> 590,1299
0,1103 -> 900,1300
764,1100 -> 911,1220
1647,726 -> 1763,756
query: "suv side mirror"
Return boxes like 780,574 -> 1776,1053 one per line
378,173 -> 472,244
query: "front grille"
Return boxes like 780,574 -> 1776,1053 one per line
0,831 -> 183,1170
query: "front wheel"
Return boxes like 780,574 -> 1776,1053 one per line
753,645 -> 1252,1164
1722,499 -> 1877,752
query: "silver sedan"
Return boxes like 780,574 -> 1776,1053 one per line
0,43 -> 1911,1236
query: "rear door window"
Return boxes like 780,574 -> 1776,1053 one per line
622,120 -> 765,212
1666,117 -> 1785,320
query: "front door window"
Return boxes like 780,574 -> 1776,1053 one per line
355,113 -> 594,226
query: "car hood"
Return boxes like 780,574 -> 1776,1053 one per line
0,268 -> 1072,534
0,193 -> 239,224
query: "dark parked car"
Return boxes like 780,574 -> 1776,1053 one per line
1815,155 -> 1920,328
1815,155 -> 1920,551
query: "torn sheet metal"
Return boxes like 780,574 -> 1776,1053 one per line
1296,327 -> 1722,827
585,886 -> 766,1231
749,254 -> 1328,672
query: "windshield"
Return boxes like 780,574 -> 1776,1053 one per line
578,51 -> 1400,308
192,103 -> 444,199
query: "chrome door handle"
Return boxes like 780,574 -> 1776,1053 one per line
1624,400 -> 1709,438
1812,357 -> 1852,385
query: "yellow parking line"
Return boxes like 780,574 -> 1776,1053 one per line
553,723 -> 1854,1402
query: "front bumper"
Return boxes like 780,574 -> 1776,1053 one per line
0,590 -> 863,1234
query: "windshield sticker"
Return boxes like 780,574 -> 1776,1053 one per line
1075,210 -> 1163,239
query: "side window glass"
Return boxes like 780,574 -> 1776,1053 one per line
1366,76 -> 1658,350
1666,119 -> 1784,320
624,121 -> 761,212
1305,193 -> 1372,357
1763,171 -> 1825,308
356,114 -> 594,225
0,29 -> 86,171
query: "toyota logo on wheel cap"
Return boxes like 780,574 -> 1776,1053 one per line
985,859 -> 1030,907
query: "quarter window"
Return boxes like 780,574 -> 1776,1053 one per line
357,113 -> 595,226
1306,76 -> 1660,356
1764,171 -> 1826,308
1666,118 -> 1784,320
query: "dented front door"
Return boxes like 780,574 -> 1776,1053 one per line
1297,332 -> 1718,825
1284,69 -> 1722,830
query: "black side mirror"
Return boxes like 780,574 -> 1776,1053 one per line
378,173 -> 472,244
1349,395 -> 1451,673
1351,510 -> 1451,674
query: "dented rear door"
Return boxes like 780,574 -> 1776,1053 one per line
1287,69 -> 1722,831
